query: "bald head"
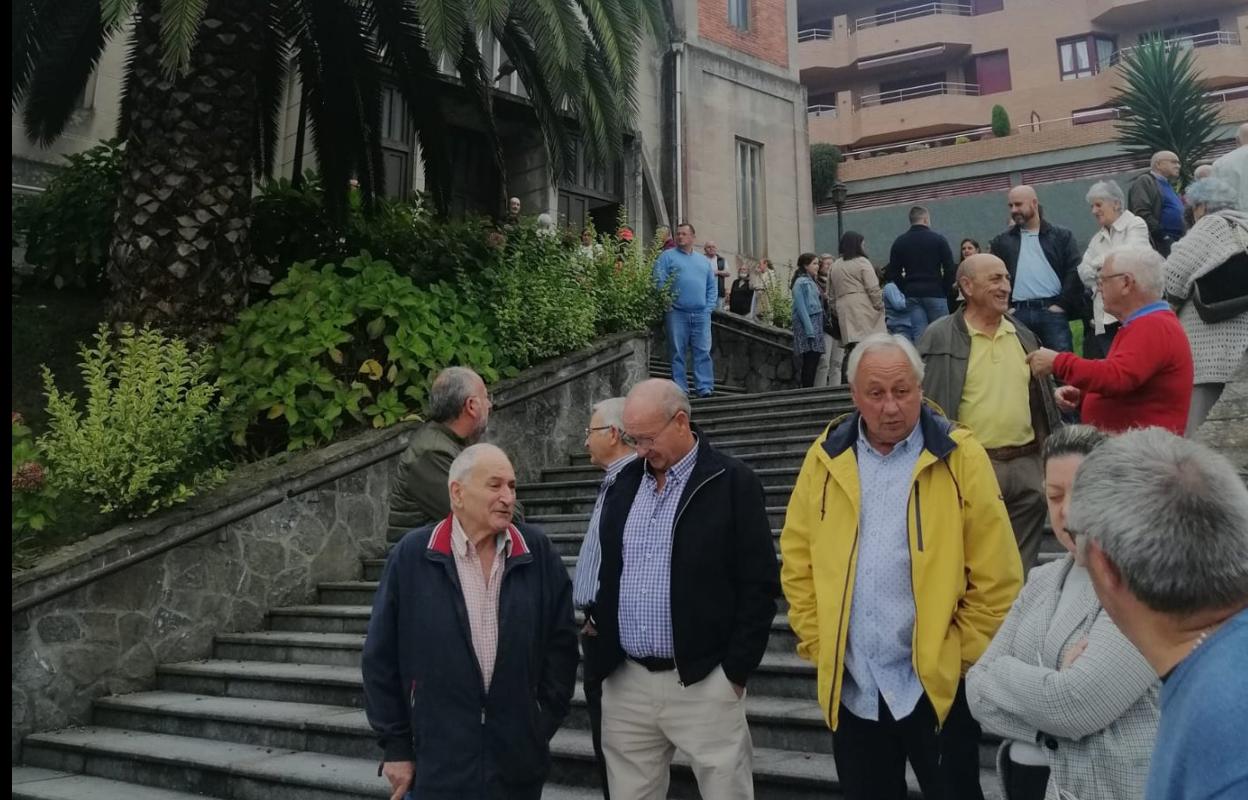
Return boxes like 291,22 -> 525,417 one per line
956,253 -> 1005,285
957,254 -> 1012,318
622,379 -> 695,472
1007,185 -> 1040,228
448,443 -> 516,537
448,442 -> 510,486
1151,151 -> 1181,179
625,378 -> 691,420
1194,164 -> 1214,180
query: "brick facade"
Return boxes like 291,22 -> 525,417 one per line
698,0 -> 789,70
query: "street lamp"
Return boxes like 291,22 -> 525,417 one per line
830,181 -> 848,245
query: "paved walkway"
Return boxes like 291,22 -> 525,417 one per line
1195,354 -> 1248,480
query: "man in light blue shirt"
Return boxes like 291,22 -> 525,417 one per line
653,221 -> 718,397
573,397 -> 637,800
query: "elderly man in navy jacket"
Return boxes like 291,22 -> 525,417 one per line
362,443 -> 578,800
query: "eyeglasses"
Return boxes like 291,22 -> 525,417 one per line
584,425 -> 613,437
1095,271 -> 1131,287
621,413 -> 679,449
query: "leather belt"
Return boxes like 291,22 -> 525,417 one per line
985,440 -> 1040,461
628,655 -> 676,672
1012,297 -> 1061,309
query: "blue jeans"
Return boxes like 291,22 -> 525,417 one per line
665,309 -> 714,395
905,296 -> 950,341
1011,305 -> 1074,353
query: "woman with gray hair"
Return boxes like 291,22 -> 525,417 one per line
1077,179 -> 1150,356
967,425 -> 1159,800
1163,176 -> 1248,435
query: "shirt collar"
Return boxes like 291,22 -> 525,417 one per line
604,452 -> 638,482
451,514 -> 511,558
1124,300 -> 1170,326
966,317 -> 1016,339
1109,212 -> 1132,233
857,416 -> 924,459
643,436 -> 699,485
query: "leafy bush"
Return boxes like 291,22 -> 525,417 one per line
39,324 -> 227,517
765,275 -> 794,329
216,252 -> 499,453
12,413 -> 58,547
810,143 -> 843,203
12,139 -> 123,291
991,105 -> 1012,137
586,223 -> 669,336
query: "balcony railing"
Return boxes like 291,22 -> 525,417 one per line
808,104 -> 838,117
1105,30 -> 1242,67
797,28 -> 834,42
855,3 -> 972,31
855,81 -> 979,109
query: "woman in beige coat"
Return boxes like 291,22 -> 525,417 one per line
828,231 -> 886,383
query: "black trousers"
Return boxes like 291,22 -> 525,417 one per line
938,679 -> 985,800
831,692 -> 944,800
840,341 -> 857,386
1083,321 -> 1120,360
580,631 -> 611,800
799,350 -> 820,387
1003,758 -> 1050,800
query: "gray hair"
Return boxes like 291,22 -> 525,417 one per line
1068,428 -> 1248,614
1185,177 -> 1239,213
1104,245 -> 1164,297
1085,180 -> 1126,210
447,442 -> 509,487
1043,424 -> 1107,463
591,397 -> 626,430
428,366 -> 481,423
847,332 -> 925,386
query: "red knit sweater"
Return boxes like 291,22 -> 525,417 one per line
1053,307 -> 1193,435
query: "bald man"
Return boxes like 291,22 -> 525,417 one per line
1128,150 -> 1185,256
590,379 -> 779,799
918,254 -> 1060,572
1211,122 -> 1248,213
363,443 -> 578,800
989,186 -> 1083,352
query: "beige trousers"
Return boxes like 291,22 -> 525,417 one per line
601,660 -> 755,800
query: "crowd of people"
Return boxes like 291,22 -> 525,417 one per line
357,124 -> 1248,800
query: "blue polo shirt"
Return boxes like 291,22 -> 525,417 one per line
653,248 -> 717,312
1156,175 -> 1185,239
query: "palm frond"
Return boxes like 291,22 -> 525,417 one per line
512,0 -> 585,78
454,28 -> 507,206
156,0 -> 208,77
570,45 -> 623,168
253,2 -> 290,178
574,0 -> 636,97
471,0 -> 510,32
20,0 -> 114,145
495,17 -> 573,177
100,0 -> 139,27
413,0 -> 470,69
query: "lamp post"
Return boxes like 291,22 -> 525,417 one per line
830,181 -> 848,245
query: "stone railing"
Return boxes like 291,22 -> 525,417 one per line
651,311 -> 796,394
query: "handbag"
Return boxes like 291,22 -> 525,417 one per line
1191,240 -> 1248,325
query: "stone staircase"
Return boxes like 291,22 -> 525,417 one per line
14,381 -> 1062,800
646,355 -> 749,396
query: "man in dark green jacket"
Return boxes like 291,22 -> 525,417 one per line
386,367 -> 522,542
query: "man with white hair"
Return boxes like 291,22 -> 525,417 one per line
1027,245 -> 1194,435
363,443 -> 578,800
1066,428 -> 1248,799
1211,121 -> 1248,212
782,333 -> 1023,800
1128,150 -> 1185,256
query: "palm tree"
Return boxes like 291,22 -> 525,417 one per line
1111,38 -> 1223,189
12,0 -> 665,335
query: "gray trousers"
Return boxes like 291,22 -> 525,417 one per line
1186,382 -> 1226,438
990,451 -> 1046,573
814,334 -> 844,387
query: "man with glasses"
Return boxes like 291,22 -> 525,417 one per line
588,378 -> 779,799
387,366 -> 522,543
1026,245 -> 1193,435
1128,151 -> 1186,256
573,397 -> 637,800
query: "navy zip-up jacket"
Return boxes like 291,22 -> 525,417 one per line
361,516 -> 578,800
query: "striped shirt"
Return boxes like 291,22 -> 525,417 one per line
618,441 -> 700,659
572,453 -> 639,610
450,515 -> 511,690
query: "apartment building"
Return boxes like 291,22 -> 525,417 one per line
13,1 -> 813,270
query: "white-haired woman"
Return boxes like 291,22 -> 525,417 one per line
1164,176 -> 1248,435
1077,180 -> 1150,357
967,425 -> 1160,800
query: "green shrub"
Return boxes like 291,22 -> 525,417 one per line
810,143 -> 843,203
249,174 -> 342,285
216,252 -> 499,453
12,413 -> 58,548
12,140 -> 123,291
39,324 -> 227,517
587,222 -> 669,335
991,105 -> 1012,137
766,274 -> 794,329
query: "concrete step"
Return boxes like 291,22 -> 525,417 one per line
688,384 -> 851,407
546,450 -> 807,482
522,484 -> 796,516
545,525 -> 787,557
689,396 -> 853,423
567,435 -> 819,466
268,605 -> 371,634
12,768 -> 228,800
528,507 -> 788,536
519,468 -> 799,503
317,581 -> 385,607
695,406 -> 843,432
213,631 -> 365,668
691,418 -> 830,444
156,660 -> 364,708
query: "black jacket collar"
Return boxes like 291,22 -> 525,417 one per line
822,403 -> 958,461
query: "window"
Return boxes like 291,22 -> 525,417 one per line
1057,34 -> 1115,80
973,0 -> 1004,13
729,0 -> 749,31
735,139 -> 765,258
971,51 -> 1011,94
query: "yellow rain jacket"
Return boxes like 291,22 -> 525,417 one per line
780,404 -> 1022,730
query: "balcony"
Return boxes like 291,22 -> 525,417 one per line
1088,0 -> 1244,26
1107,31 -> 1242,66
853,2 -> 973,30
810,82 -> 985,147
807,104 -> 839,118
854,81 -> 979,109
1105,31 -> 1248,86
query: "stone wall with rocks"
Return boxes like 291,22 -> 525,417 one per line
488,332 -> 650,483
651,311 -> 796,394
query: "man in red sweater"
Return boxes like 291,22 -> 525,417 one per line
1026,245 -> 1193,435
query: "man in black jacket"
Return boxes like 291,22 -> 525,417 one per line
886,205 -> 957,342
989,185 -> 1083,352
590,378 -> 779,799
362,443 -> 578,800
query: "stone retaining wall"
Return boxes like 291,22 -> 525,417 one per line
651,311 -> 796,394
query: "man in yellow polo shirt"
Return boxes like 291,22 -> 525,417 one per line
917,253 -> 1061,572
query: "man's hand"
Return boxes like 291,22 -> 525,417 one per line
581,620 -> 598,637
1055,385 -> 1082,413
382,760 -> 415,800
1026,347 -> 1059,378
1060,636 -> 1089,670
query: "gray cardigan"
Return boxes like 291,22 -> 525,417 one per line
966,556 -> 1160,800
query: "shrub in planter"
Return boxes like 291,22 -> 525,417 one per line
991,105 -> 1012,137
12,412 -> 58,547
588,231 -> 669,336
216,252 -> 499,453
12,139 -> 123,291
39,324 -> 227,517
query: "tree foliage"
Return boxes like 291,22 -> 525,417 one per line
990,104 -> 1011,137
1111,39 -> 1222,188
810,143 -> 841,203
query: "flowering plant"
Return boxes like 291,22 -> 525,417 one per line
12,412 -> 58,543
